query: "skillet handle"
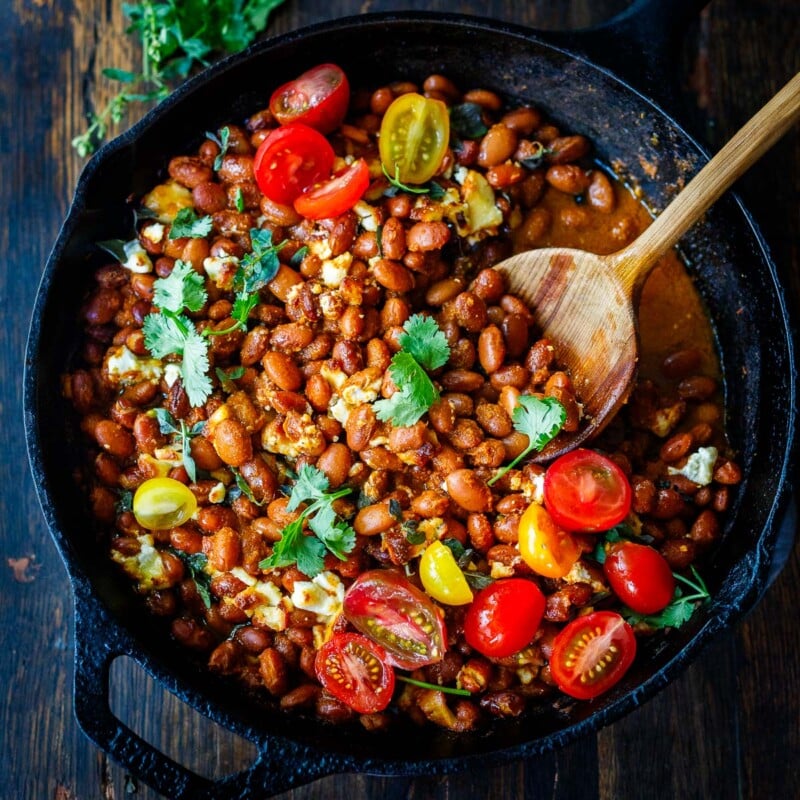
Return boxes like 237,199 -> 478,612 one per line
71,582 -> 338,799
542,0 -> 710,110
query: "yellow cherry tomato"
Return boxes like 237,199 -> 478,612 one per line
379,93 -> 450,184
419,540 -> 474,606
133,477 -> 197,530
518,502 -> 581,579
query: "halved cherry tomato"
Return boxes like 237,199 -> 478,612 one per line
270,63 -> 350,134
379,93 -> 450,184
294,158 -> 369,220
463,578 -> 545,658
604,542 -> 675,614
253,123 -> 334,205
314,632 -> 395,713
549,611 -> 636,700
419,540 -> 474,605
133,477 -> 197,530
343,569 -> 447,669
543,449 -> 632,533
518,502 -> 582,578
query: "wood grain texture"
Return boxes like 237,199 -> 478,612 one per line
2,1 -> 798,799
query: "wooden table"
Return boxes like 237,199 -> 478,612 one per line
3,1 -> 798,798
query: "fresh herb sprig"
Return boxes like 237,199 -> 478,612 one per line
382,163 -> 446,199
396,676 -> 471,697
623,567 -> 711,629
152,408 -> 204,483
374,315 -> 451,426
72,1 -> 287,156
168,208 -> 213,240
487,396 -> 566,485
259,465 -> 356,578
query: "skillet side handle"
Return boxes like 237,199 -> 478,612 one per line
71,583 -> 339,799
543,0 -> 710,110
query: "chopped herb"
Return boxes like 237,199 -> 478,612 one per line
517,141 -> 551,170
96,239 -> 129,263
168,208 -> 213,240
382,163 -> 431,194
402,519 -> 425,545
259,465 -> 356,577
463,571 -> 494,590
72,3 -> 286,156
215,366 -> 246,393
290,245 -> 309,267
428,181 -> 447,200
487,396 -> 566,486
167,549 -> 212,608
234,186 -> 245,212
235,227 -> 287,294
115,489 -> 134,514
229,468 -> 264,506
151,408 -> 204,483
375,224 -> 384,257
442,538 -> 493,589
396,676 -> 471,697
449,102 -> 489,140
623,567 -> 710,629
388,499 -> 403,521
206,126 -> 231,171
374,314 -> 451,427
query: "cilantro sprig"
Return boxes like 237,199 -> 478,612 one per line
623,567 -> 711,629
259,465 -> 356,578
168,208 -> 213,240
152,408 -> 204,483
206,126 -> 231,171
72,2 -> 286,156
382,163 -> 446,198
374,315 -> 451,427
487,396 -> 566,485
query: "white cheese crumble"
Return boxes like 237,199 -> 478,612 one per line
105,345 -> 163,386
163,363 -> 182,388
110,534 -> 168,592
141,180 -> 194,222
669,446 -> 719,486
290,571 -> 345,620
353,200 -> 381,232
141,222 -> 165,244
122,240 -> 153,274
450,169 -> 503,235
208,482 -> 226,504
320,253 -> 353,288
203,255 -> 239,290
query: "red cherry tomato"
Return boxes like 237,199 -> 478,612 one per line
294,158 -> 370,220
549,611 -> 637,700
343,569 -> 447,669
253,123 -> 335,205
314,633 -> 395,714
604,542 -> 676,614
270,63 -> 350,134
543,449 -> 632,532
463,578 -> 545,658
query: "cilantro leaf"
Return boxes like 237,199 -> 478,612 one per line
258,465 -> 355,577
290,245 -> 309,267
143,312 -> 188,357
168,549 -> 212,609
449,102 -> 489,139
216,366 -> 245,394
153,407 -> 180,435
206,126 -> 231,171
229,467 -> 264,506
233,186 -> 245,212
168,208 -> 213,240
235,228 -> 286,294
488,396 -> 566,485
399,314 -> 451,370
153,260 -> 207,313
181,327 -> 213,408
373,316 -> 450,426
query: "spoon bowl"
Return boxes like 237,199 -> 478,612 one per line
494,72 -> 800,460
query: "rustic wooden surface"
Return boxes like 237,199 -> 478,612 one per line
2,1 -> 798,798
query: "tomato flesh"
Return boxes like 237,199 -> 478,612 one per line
315,633 -> 394,713
544,449 -> 632,532
253,123 -> 335,205
464,578 -> 545,658
270,63 -> 350,134
419,540 -> 473,605
294,158 -> 369,220
550,611 -> 636,700
518,502 -> 582,578
343,569 -> 447,669
379,93 -> 450,184
133,477 -> 197,530
604,542 -> 675,614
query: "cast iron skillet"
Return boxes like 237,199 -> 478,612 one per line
24,3 -> 798,798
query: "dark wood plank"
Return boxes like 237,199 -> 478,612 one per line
2,0 -> 798,798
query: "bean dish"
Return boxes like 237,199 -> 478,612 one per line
63,64 -> 742,730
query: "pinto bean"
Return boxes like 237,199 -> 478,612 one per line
587,170 -> 616,213
446,469 -> 492,512
168,156 -> 213,188
354,502 -> 396,536
478,325 -> 506,374
94,420 -> 135,459
212,418 -> 253,466
373,259 -> 415,292
454,291 -> 487,333
406,221 -> 451,252
546,135 -> 590,164
678,375 -> 717,401
441,369 -> 484,393
545,164 -> 591,195
262,350 -> 303,391
316,443 -> 353,489
346,404 -> 377,452
478,124 -> 518,168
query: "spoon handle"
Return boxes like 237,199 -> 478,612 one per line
614,71 -> 800,288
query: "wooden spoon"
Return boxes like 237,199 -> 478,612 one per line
494,72 -> 800,461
